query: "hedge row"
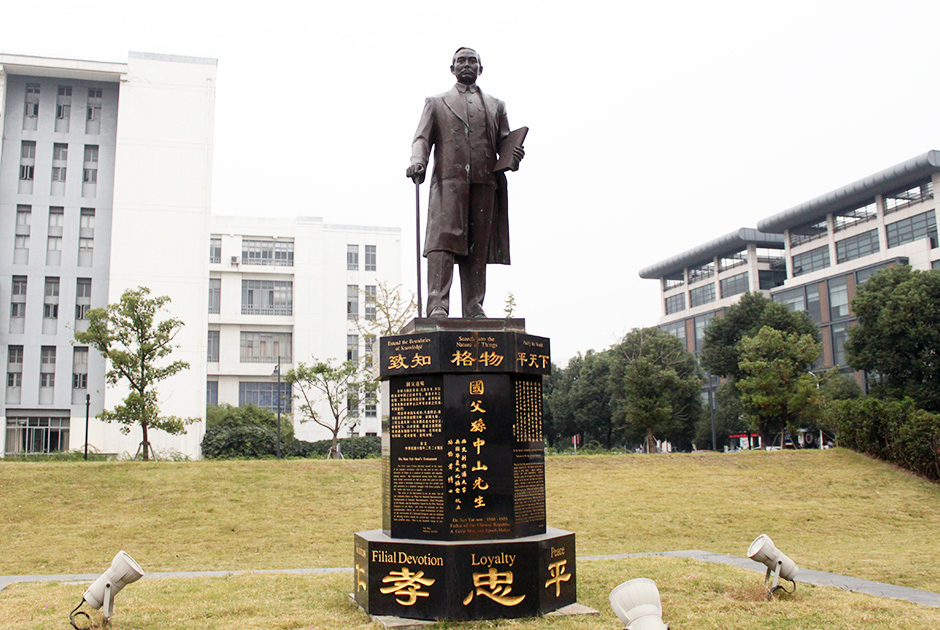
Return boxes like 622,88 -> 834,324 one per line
831,397 -> 940,481
201,426 -> 381,460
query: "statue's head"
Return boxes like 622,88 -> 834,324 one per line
451,47 -> 482,85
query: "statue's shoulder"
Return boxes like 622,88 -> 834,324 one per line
429,86 -> 458,102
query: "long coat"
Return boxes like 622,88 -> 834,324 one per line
411,86 -> 512,264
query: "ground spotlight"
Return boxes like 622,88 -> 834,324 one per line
748,534 -> 798,597
69,550 -> 144,629
609,577 -> 669,629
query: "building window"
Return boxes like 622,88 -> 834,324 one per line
86,88 -> 103,134
7,346 -> 24,389
209,237 -> 221,264
75,278 -> 92,322
664,293 -> 685,315
689,283 -> 716,308
207,330 -> 220,362
207,381 -> 219,406
758,269 -> 787,290
886,209 -> 937,250
693,312 -> 715,353
688,261 -> 715,283
364,285 -> 377,320
717,250 -> 746,272
40,346 -> 56,389
5,416 -> 71,456
347,244 -> 359,270
44,277 -> 60,320
72,347 -> 89,389
83,145 -> 98,192
789,218 -> 828,247
828,276 -> 850,322
832,200 -> 877,233
240,332 -> 292,363
774,287 -> 806,313
660,320 -> 687,347
719,272 -> 749,298
56,86 -> 72,132
242,239 -> 294,266
238,381 -> 292,413
347,284 -> 359,319
663,276 -> 684,290
24,84 -> 40,121
208,278 -> 221,314
365,245 -> 377,271
835,229 -> 880,264
884,179 -> 933,215
792,245 -> 830,276
14,206 -> 31,262
10,277 -> 27,319
365,390 -> 377,418
831,322 -> 849,366
241,280 -> 293,316
855,263 -> 888,285
347,334 -> 359,363
19,141 -> 36,181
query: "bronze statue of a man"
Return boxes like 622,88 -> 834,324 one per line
407,47 -> 524,319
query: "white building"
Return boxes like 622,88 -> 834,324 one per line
1,52 -> 401,458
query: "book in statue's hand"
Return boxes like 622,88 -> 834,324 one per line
495,126 -> 528,172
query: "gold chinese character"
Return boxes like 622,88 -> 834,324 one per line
356,561 -> 367,592
516,352 -> 527,365
388,354 -> 409,370
472,477 -> 489,491
471,460 -> 488,471
411,354 -> 431,367
470,400 -> 487,413
479,351 -> 504,366
473,437 -> 485,454
527,354 -> 539,367
473,495 -> 485,508
470,418 -> 486,432
451,351 -> 475,366
469,380 -> 485,395
380,567 -> 435,606
540,354 -> 550,368
463,568 -> 525,606
545,560 -> 571,597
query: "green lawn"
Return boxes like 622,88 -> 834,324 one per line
1,449 -> 938,629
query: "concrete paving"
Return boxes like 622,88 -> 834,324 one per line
3,551 -> 938,608
581,550 -> 940,607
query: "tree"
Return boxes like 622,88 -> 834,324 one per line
74,286 -> 196,460
546,355 -> 583,447
356,282 -> 417,339
568,350 -> 615,448
285,359 -> 376,459
700,292 -> 819,381
735,326 -> 822,446
609,327 -> 702,452
845,266 -> 940,412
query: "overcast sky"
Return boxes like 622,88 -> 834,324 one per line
6,1 -> 940,364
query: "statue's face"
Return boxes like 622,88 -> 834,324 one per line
451,49 -> 481,85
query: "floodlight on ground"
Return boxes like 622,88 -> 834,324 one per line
69,551 -> 144,629
609,577 -> 669,629
748,534 -> 798,597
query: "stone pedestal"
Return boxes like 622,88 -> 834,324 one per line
354,318 -> 575,621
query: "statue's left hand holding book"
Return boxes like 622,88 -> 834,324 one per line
495,127 -> 528,173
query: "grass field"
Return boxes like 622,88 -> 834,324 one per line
1,448 -> 938,629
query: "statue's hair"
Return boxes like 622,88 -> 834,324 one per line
451,47 -> 481,67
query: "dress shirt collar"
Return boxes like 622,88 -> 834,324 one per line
455,83 -> 480,94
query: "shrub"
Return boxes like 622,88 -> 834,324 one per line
831,397 -> 940,481
288,435 -> 381,459
202,425 -> 280,459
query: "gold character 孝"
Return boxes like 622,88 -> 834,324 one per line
379,567 -> 435,606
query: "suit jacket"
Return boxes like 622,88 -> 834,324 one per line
411,85 -> 511,264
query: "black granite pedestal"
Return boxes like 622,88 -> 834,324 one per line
354,318 -> 576,621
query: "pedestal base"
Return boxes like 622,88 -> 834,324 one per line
354,528 -> 576,621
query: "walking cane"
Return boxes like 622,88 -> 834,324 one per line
414,180 -> 423,318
